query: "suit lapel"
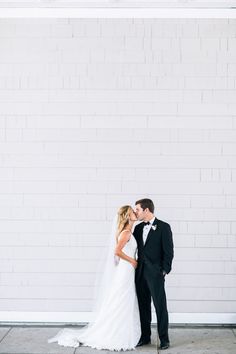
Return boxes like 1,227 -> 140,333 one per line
144,218 -> 158,247
138,224 -> 145,248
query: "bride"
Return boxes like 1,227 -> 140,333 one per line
47,205 -> 141,351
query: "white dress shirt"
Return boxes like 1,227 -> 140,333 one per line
142,216 -> 156,244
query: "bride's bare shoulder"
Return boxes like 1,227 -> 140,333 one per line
118,229 -> 132,241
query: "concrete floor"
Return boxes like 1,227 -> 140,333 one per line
0,325 -> 235,354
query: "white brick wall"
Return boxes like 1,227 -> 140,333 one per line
0,18 -> 235,323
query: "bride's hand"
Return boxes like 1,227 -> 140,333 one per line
131,259 -> 138,269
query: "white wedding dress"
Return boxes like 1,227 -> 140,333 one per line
47,234 -> 141,351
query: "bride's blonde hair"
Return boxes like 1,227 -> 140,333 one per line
116,205 -> 133,242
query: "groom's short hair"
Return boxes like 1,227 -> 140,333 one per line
135,198 -> 154,213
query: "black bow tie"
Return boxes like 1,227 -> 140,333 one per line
144,221 -> 151,226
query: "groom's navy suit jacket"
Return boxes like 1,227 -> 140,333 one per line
133,218 -> 174,280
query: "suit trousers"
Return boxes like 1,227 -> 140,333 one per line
135,265 -> 169,344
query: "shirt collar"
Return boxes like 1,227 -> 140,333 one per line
148,216 -> 156,225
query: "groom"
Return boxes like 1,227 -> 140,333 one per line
133,198 -> 174,350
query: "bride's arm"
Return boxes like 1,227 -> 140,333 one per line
114,230 -> 138,268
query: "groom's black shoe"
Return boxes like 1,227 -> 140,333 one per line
159,341 -> 170,350
136,338 -> 151,347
